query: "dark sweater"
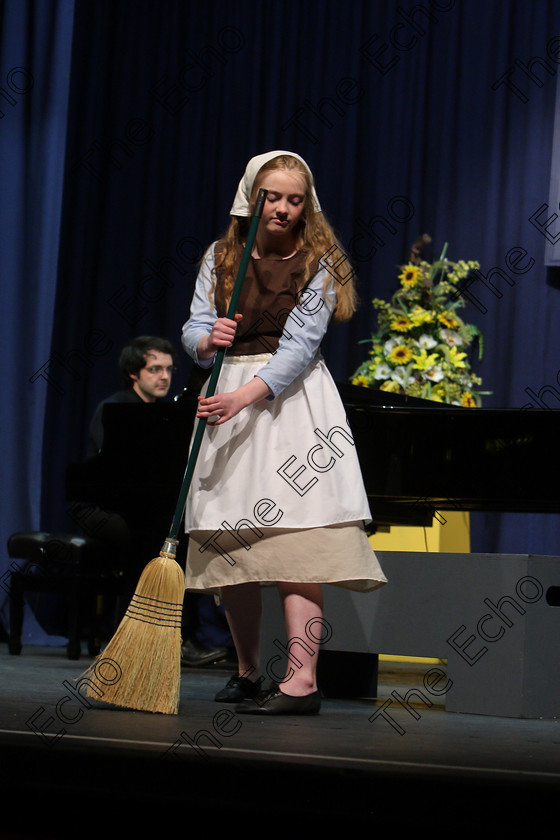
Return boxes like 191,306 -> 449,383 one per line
86,388 -> 144,458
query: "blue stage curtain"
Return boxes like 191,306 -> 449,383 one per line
0,0 -> 75,640
2,0 -> 560,640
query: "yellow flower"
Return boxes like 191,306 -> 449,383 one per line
412,349 -> 439,371
448,346 -> 467,368
409,306 -> 434,326
387,345 -> 414,365
461,391 -> 476,407
390,315 -> 413,332
380,379 -> 402,393
352,375 -> 369,387
398,265 -> 421,288
438,311 -> 460,329
429,384 -> 446,403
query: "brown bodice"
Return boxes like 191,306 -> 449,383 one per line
214,245 -> 316,356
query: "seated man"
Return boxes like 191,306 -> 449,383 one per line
87,335 -> 175,457
80,335 -> 232,664
71,336 -> 176,620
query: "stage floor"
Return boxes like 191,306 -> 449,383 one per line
1,644 -> 559,835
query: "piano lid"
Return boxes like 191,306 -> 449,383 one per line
338,382 -> 560,517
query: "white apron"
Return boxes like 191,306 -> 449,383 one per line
184,353 -> 387,593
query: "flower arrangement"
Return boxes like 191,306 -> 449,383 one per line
351,239 -> 488,406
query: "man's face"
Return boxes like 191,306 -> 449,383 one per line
130,350 -> 173,402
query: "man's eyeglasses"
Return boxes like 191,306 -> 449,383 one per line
144,366 -> 175,376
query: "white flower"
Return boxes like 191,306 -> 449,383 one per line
440,329 -> 463,346
383,337 -> 399,354
373,363 -> 391,380
424,365 -> 444,382
391,366 -> 411,387
418,334 -> 437,349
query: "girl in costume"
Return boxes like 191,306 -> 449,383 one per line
181,150 -> 386,715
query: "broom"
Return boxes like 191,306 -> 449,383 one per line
79,188 -> 268,714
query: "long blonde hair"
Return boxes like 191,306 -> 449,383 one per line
210,154 -> 357,322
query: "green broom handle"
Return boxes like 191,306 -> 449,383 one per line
166,188 -> 268,542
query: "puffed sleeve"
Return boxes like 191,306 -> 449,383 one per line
181,243 -> 219,369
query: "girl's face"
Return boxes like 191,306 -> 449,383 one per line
254,169 -> 307,240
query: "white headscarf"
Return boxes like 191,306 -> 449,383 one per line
229,150 -> 321,216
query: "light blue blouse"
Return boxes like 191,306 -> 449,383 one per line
181,243 -> 337,398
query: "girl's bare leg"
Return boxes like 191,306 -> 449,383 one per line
220,581 -> 262,680
276,581 -> 323,696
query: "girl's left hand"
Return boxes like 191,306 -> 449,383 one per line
196,391 -> 246,425
196,377 -> 272,425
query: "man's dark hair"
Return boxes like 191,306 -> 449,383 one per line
119,336 -> 175,387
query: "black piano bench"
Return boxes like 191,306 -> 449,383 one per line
6,531 -> 126,660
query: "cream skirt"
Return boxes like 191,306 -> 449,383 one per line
184,353 -> 387,594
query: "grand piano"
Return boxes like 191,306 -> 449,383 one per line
338,382 -> 560,522
66,381 -> 560,535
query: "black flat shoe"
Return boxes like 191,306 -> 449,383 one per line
236,685 -> 321,715
181,639 -> 228,667
214,674 -> 262,703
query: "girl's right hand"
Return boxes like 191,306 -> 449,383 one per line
198,314 -> 243,359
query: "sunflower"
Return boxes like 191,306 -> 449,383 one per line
387,344 -> 414,365
461,391 -> 476,407
352,375 -> 369,387
390,315 -> 413,332
438,311 -> 460,329
398,265 -> 421,288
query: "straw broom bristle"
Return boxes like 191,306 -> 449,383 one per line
78,550 -> 184,715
